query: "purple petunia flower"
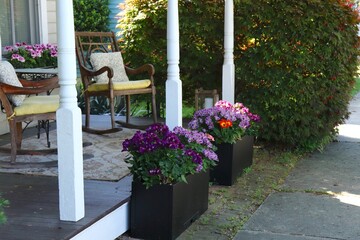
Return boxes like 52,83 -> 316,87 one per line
195,164 -> 203,172
203,149 -> 218,161
149,168 -> 161,175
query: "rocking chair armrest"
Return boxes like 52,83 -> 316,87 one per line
125,64 -> 155,78
80,65 -> 114,79
19,76 -> 59,88
0,82 -> 59,95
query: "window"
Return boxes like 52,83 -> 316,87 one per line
0,0 -> 39,46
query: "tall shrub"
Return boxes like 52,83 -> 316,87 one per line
235,0 -> 359,150
117,0 -> 224,106
73,0 -> 110,32
117,0 -> 359,150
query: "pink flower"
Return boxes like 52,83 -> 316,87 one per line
50,50 -> 57,57
205,133 -> 215,142
11,54 -> 25,62
4,46 -> 14,52
215,100 -> 233,109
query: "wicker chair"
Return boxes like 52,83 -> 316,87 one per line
75,31 -> 157,134
0,61 -> 59,164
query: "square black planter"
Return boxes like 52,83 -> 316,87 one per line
211,135 -> 254,186
130,170 -> 209,240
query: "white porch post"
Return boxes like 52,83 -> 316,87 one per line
222,0 -> 235,104
166,0 -> 182,129
56,0 -> 85,221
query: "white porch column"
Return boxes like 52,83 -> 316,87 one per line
166,0 -> 182,129
222,0 -> 235,104
56,0 -> 85,221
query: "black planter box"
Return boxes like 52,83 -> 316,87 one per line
211,135 -> 254,186
130,170 -> 209,240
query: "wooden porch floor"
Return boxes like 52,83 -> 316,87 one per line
0,173 -> 132,240
0,115 -> 154,240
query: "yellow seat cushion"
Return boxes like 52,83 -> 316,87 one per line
88,79 -> 151,92
14,95 -> 59,116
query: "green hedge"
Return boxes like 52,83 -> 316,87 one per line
234,0 -> 359,150
117,0 -> 359,150
73,0 -> 110,32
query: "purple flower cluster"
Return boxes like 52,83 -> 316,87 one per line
203,149 -> 219,161
185,149 -> 202,164
173,126 -> 213,148
188,100 -> 260,143
149,168 -> 161,175
122,123 -> 184,154
122,123 -> 218,181
189,105 -> 251,131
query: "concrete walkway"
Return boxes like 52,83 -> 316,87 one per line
234,93 -> 360,240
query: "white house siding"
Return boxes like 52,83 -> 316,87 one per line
47,0 -> 57,44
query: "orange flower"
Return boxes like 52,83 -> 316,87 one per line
218,119 -> 233,128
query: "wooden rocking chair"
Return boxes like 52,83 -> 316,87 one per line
0,61 -> 59,164
75,31 -> 157,134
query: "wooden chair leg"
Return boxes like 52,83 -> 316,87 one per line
85,96 -> 91,128
126,95 -> 131,124
151,92 -> 157,123
9,121 -> 17,164
109,96 -> 116,129
15,122 -> 22,149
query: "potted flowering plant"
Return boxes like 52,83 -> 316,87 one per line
188,100 -> 260,144
122,123 -> 218,239
188,100 -> 260,185
3,42 -> 58,69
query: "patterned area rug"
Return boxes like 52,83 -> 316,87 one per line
0,127 -> 138,181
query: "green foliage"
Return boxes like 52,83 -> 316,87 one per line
117,0 -> 224,106
0,195 -> 9,224
73,0 -> 110,32
234,0 -> 360,150
352,77 -> 360,96
118,0 -> 359,150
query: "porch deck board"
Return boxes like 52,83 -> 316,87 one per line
0,173 -> 132,240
